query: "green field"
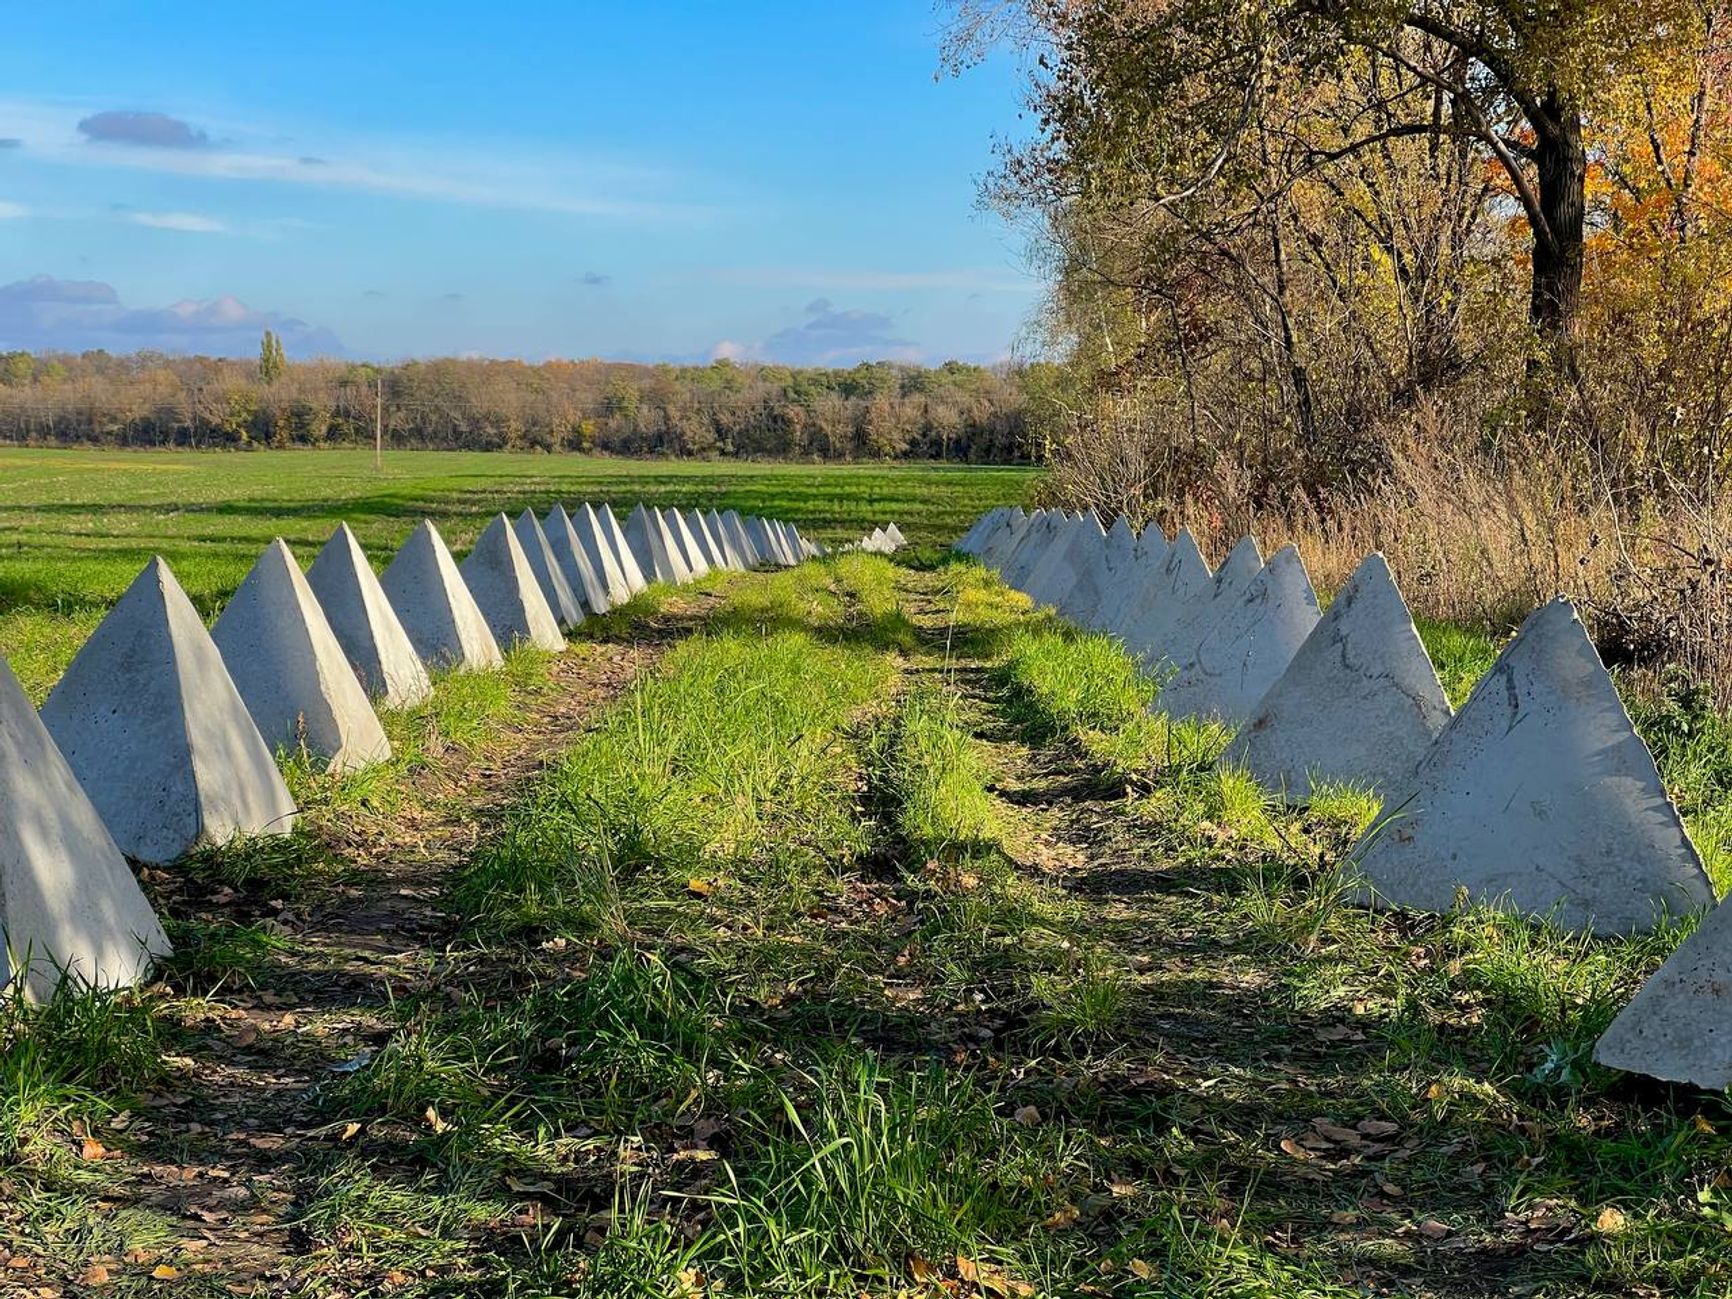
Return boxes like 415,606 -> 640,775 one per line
0,447 -> 1037,696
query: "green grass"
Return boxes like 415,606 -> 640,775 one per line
0,447 -> 1034,696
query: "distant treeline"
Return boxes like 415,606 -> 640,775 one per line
0,350 -> 1039,462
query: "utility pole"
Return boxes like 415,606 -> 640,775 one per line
374,373 -> 383,472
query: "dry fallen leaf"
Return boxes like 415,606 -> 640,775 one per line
77,1263 -> 111,1287
423,1105 -> 451,1134
1128,1258 -> 1157,1279
1279,1137 -> 1313,1161
1595,1206 -> 1628,1233
151,1265 -> 180,1279
79,1137 -> 108,1161
687,878 -> 716,897
339,1121 -> 362,1143
1040,1203 -> 1081,1229
1012,1105 -> 1041,1127
908,1254 -> 938,1282
1416,1218 -> 1451,1240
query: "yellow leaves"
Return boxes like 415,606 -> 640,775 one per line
423,1105 -> 451,1134
906,1254 -> 1034,1297
1596,1205 -> 1629,1234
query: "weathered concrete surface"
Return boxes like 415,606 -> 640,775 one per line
1594,894 -> 1732,1086
572,503 -> 635,604
213,539 -> 393,773
1063,514 -> 1137,628
1135,523 -> 1170,570
722,509 -> 762,569
1158,545 -> 1319,723
689,510 -> 730,570
1025,513 -> 1105,610
1095,528 -> 1170,638
381,521 -> 505,672
1002,511 -> 1063,589
747,516 -> 792,567
885,522 -> 907,548
41,557 -> 298,864
980,508 -> 1031,569
305,522 -> 433,708
1224,553 -> 1450,801
460,514 -> 567,652
1116,529 -> 1214,668
666,509 -> 712,578
0,652 -> 171,998
705,508 -> 747,569
625,504 -> 691,585
1145,534 -> 1264,676
598,504 -> 650,593
1352,597 -> 1716,935
770,520 -> 800,565
514,509 -> 585,628
546,504 -> 613,615
956,508 -> 1002,555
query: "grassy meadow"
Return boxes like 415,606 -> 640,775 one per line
0,446 -> 1036,696
1,457 -> 1731,1296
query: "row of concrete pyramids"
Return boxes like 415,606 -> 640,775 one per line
850,523 -> 908,555
959,505 -> 1731,1089
0,502 -> 820,1001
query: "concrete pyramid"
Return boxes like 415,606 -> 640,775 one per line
572,503 -> 635,604
1135,522 -> 1170,569
1117,529 -> 1214,665
722,510 -> 762,568
213,539 -> 393,773
745,516 -> 786,567
305,523 -> 433,709
689,509 -> 730,570
514,509 -> 585,629
1158,544 -> 1320,723
460,514 -> 567,652
706,508 -> 747,569
598,504 -> 650,594
885,522 -> 907,548
545,504 -> 612,616
0,652 -> 171,998
956,508 -> 1001,554
1224,553 -> 1451,802
768,520 -> 798,565
666,509 -> 712,578
1095,527 -> 1171,638
1147,534 -> 1263,673
1025,513 -> 1105,609
1352,597 -> 1716,935
980,508 -> 1031,569
41,558 -> 298,864
382,521 -> 505,671
625,503 -> 691,585
1062,514 -> 1137,628
1594,893 -> 1732,1086
1002,510 -> 1064,588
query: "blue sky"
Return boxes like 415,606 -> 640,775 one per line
0,1 -> 1041,366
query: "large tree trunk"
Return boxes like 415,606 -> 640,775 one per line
1529,95 -> 1586,344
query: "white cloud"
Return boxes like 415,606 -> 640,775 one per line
129,211 -> 227,233
707,267 -> 1034,294
0,201 -> 27,219
0,97 -> 715,225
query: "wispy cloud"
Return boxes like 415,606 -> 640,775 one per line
2,98 -> 716,224
716,298 -> 925,367
707,267 -> 1033,294
0,201 -> 27,219
129,210 -> 227,233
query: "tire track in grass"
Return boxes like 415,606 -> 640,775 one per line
0,587 -> 724,1294
901,562 -> 1732,1299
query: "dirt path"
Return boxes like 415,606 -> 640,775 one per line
73,596 -> 729,1294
